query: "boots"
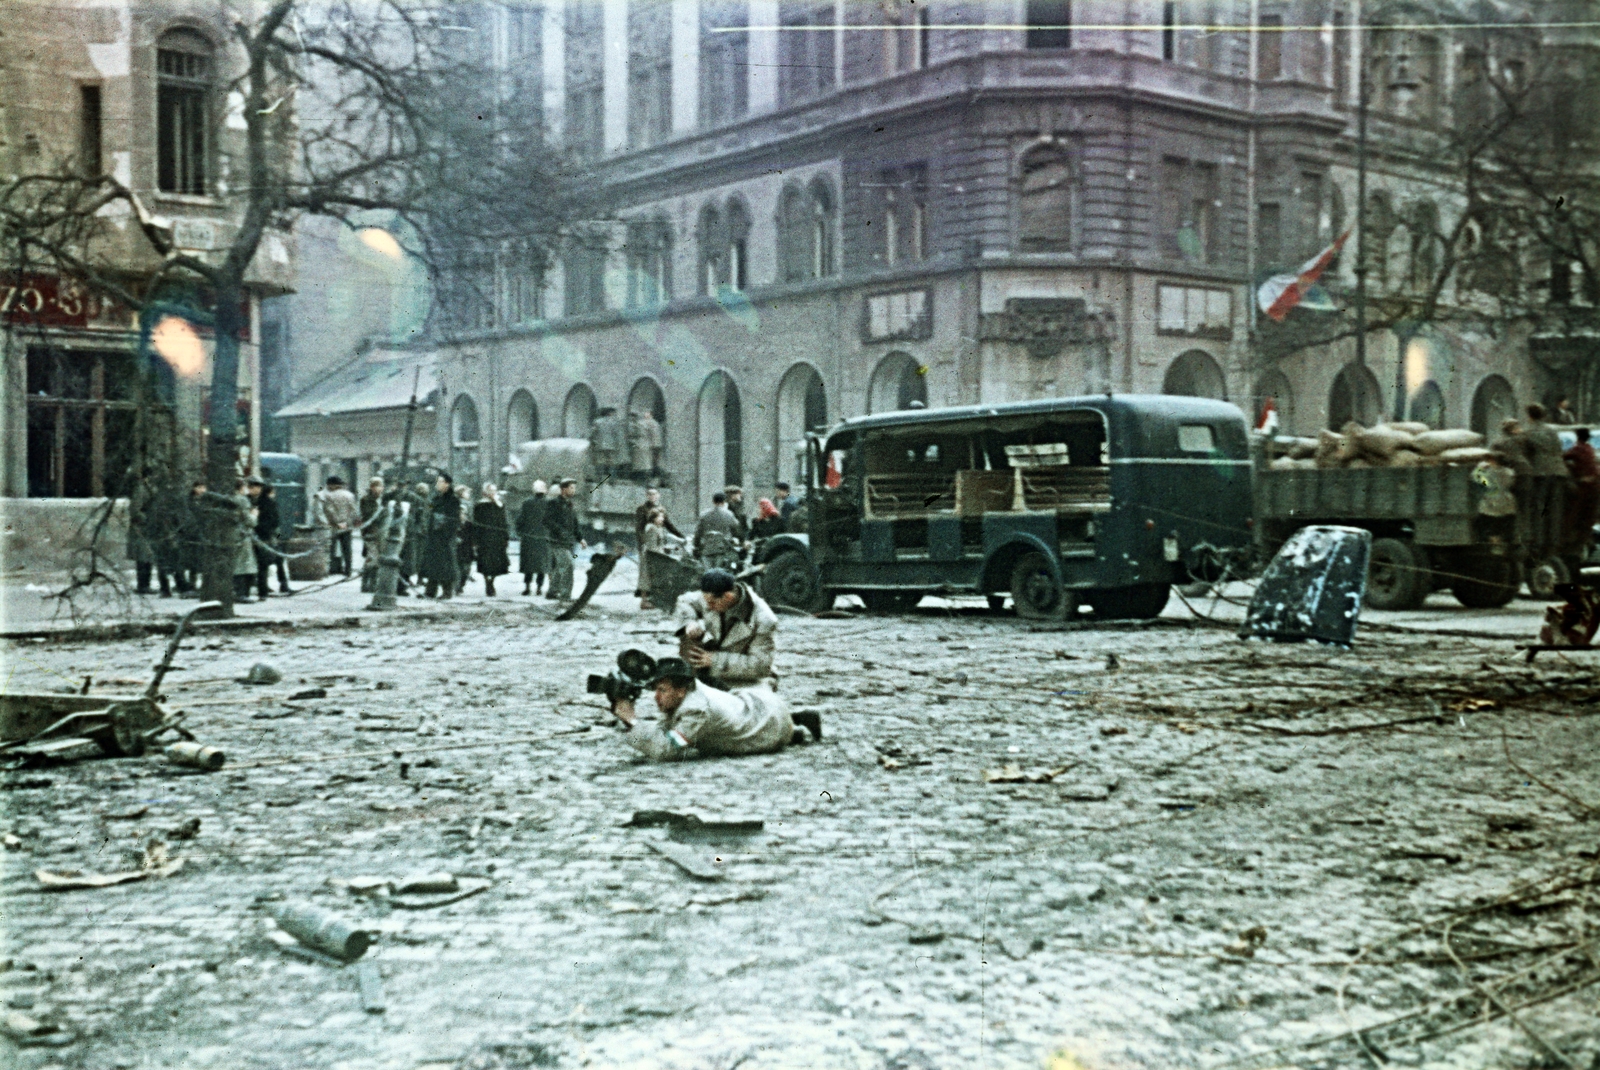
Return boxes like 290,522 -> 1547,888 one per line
485,577 -> 496,597
791,711 -> 822,743
522,579 -> 532,596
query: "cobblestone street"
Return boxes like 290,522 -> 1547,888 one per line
2,601 -> 1597,1070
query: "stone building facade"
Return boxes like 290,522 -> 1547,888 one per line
0,0 -> 293,545
408,2 -> 1591,525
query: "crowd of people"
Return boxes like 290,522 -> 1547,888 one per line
1487,403 -> 1599,556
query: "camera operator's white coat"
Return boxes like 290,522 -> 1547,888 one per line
625,682 -> 791,760
673,582 -> 777,687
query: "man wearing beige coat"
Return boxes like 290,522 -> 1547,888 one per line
674,568 -> 777,689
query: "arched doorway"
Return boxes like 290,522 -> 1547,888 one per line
1470,374 -> 1517,436
868,352 -> 927,414
1328,362 -> 1383,428
697,371 -> 742,508
1163,349 -> 1227,400
562,383 -> 596,438
627,377 -> 666,426
1252,370 -> 1295,434
776,363 -> 827,484
507,390 -> 538,446
1409,379 -> 1446,429
627,377 -> 667,473
451,394 -> 481,485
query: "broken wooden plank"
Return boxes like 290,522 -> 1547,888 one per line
646,840 -> 725,882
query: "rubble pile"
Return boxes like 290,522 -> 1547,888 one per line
1268,421 -> 1490,470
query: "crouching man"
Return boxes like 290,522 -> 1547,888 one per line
609,657 -> 798,761
675,568 -> 777,690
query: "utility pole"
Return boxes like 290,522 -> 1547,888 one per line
367,366 -> 422,611
1354,4 -> 1368,372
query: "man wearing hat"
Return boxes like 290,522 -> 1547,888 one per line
675,568 -> 778,690
608,656 -> 812,760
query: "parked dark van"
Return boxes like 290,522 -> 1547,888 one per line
755,395 -> 1253,618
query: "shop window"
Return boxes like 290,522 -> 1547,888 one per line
25,348 -> 143,498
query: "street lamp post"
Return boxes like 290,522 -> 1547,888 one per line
366,366 -> 422,612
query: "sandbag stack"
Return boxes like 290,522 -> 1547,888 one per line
1265,422 -> 1488,471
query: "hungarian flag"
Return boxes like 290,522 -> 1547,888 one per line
1256,396 -> 1279,435
1258,230 -> 1351,322
824,450 -> 846,489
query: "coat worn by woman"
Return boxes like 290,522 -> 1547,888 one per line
516,495 -> 550,582
421,490 -> 461,595
473,498 -> 511,578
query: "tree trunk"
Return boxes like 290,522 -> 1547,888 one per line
199,276 -> 246,617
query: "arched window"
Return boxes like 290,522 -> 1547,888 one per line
1163,350 -> 1227,400
157,29 -> 213,195
868,352 -> 927,414
1252,370 -> 1295,434
697,371 -> 743,508
451,395 -> 481,485
777,363 -> 827,483
628,376 -> 667,466
507,390 -> 539,446
725,197 -> 751,292
1409,379 -> 1446,429
1018,144 -> 1074,252
778,184 -> 808,283
625,217 -> 672,308
698,203 -> 725,295
1470,374 -> 1517,436
1328,362 -> 1384,428
808,178 -> 835,277
563,383 -> 597,438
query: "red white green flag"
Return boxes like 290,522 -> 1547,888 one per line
1257,230 -> 1351,322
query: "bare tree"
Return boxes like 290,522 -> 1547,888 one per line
1,0 -> 584,616
1256,12 -> 1600,391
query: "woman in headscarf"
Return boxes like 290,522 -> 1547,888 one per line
421,474 -> 461,599
473,482 -> 511,597
749,497 -> 784,540
454,483 -> 476,590
516,479 -> 550,596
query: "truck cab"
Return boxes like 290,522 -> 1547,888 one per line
756,395 -> 1253,618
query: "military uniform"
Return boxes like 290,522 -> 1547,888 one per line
693,505 -> 743,571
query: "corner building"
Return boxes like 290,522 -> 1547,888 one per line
431,1 -> 1581,524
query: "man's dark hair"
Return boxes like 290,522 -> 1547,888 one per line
437,472 -> 453,487
775,481 -> 790,492
1579,428 -> 1591,443
700,569 -> 736,596
1527,403 -> 1547,421
326,475 -> 345,487
712,492 -> 726,505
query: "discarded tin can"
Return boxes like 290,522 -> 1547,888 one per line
355,961 -> 386,1014
269,902 -> 371,961
166,742 -> 225,771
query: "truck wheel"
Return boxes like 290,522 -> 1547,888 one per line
1527,556 -> 1571,600
1365,538 -> 1428,611
760,551 -> 830,613
1451,558 -> 1521,609
1088,583 -> 1171,619
1010,552 -> 1073,620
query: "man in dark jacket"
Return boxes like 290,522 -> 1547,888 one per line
249,477 -> 281,599
421,474 -> 462,599
516,480 -> 551,596
544,477 -> 585,602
